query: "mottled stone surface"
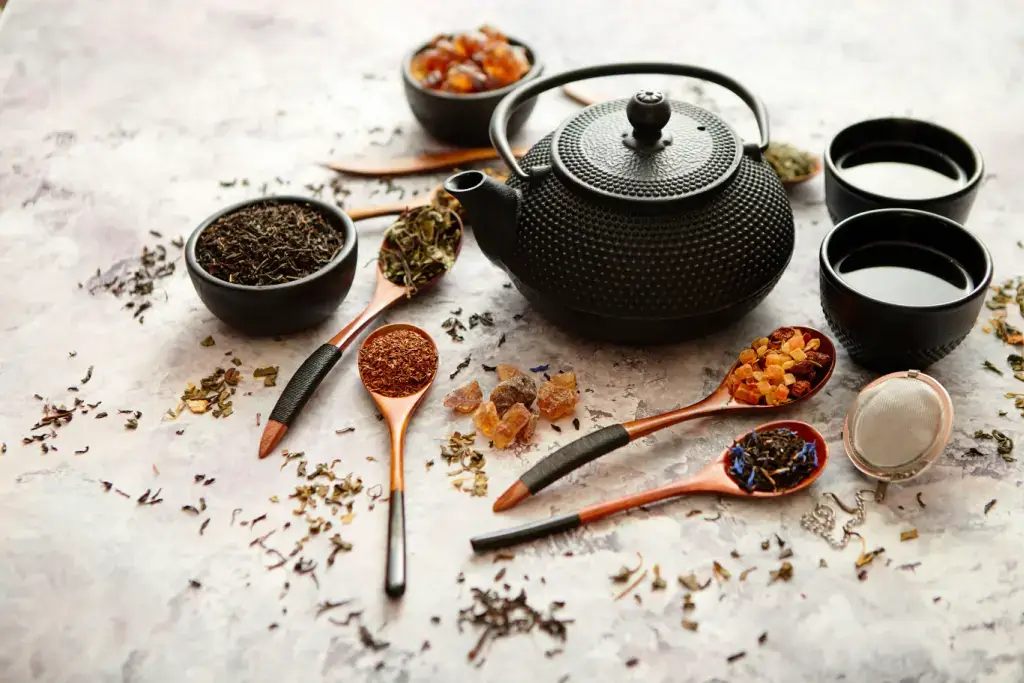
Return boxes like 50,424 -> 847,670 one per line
0,1 -> 1022,682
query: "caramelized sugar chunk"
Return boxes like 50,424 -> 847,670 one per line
452,30 -> 488,59
517,411 -> 539,443
549,371 -> 576,390
479,24 -> 507,42
410,47 -> 459,81
443,380 -> 483,414
496,363 -> 523,381
493,402 -> 531,448
473,401 -> 499,438
490,373 -> 537,417
537,381 -> 577,420
478,43 -> 529,88
443,63 -> 487,93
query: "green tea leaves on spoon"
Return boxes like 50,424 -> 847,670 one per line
379,206 -> 460,297
764,142 -> 817,183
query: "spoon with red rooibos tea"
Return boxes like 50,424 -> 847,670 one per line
493,326 -> 836,511
258,206 -> 462,459
471,420 -> 828,552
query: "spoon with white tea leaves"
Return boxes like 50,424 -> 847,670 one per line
358,323 -> 438,596
493,326 -> 836,512
258,209 -> 463,459
561,85 -> 821,187
472,420 -> 828,552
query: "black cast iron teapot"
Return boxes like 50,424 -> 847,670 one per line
444,63 -> 795,344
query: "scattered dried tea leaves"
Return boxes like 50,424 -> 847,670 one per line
457,587 -> 570,665
440,432 -> 489,497
983,360 -> 1003,375
764,142 -> 816,182
610,553 -> 643,583
678,573 -> 710,591
916,492 -> 926,508
727,651 -> 747,664
768,562 -> 793,584
86,239 -> 181,322
984,499 -> 997,515
651,564 -> 666,591
712,561 -> 731,582
855,545 -> 885,568
200,336 -> 215,347
900,529 -> 919,542
739,567 -> 757,582
450,355 -> 472,381
359,625 -> 390,651
253,366 -> 279,387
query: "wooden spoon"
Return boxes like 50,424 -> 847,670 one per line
258,214 -> 463,460
359,323 -> 438,597
345,185 -> 440,222
493,327 -> 836,512
322,147 -> 528,178
562,85 -> 822,186
471,420 -> 827,552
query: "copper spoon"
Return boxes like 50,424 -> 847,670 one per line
494,327 -> 836,511
322,147 -> 528,178
561,84 -> 822,187
472,419 -> 828,552
258,213 -> 463,459
359,323 -> 438,597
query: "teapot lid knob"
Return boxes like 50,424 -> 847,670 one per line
626,91 -> 671,141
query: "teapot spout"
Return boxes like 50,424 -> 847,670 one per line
443,170 -> 519,267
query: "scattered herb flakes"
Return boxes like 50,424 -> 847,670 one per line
758,632 -> 768,646
761,540 -> 770,551
189,579 -> 202,589
440,431 -> 489,497
727,652 -> 746,664
819,558 -> 828,568
681,619 -> 699,632
431,616 -> 441,625
730,549 -> 741,559
678,573 -> 710,591
898,562 -> 922,572
101,481 -> 113,492
74,446 -> 89,455
199,519 -> 210,535
181,505 -> 200,515
551,424 -> 562,432
682,593 -> 696,611
614,569 -> 648,602
900,529 -> 919,542
857,569 -> 869,581
917,492 -> 926,508
442,317 -> 466,342
625,658 -> 639,668
779,548 -> 794,560
651,564 -> 666,590
984,499 -> 997,515
712,561 -> 731,582
739,567 -> 757,582
544,648 -> 563,658
493,551 -> 515,563
450,355 -> 472,381
327,534 -> 353,566
253,366 -> 279,387
125,417 -> 139,430
468,312 -> 494,329
335,427 -> 355,435
497,333 -> 506,348
494,568 -> 507,583
610,553 -> 644,583
983,360 -> 1003,375
79,365 -> 95,385
457,587 -> 570,665
200,336 -> 216,347
0,443 -> 5,454
572,417 -> 580,431
768,562 -> 793,584
855,547 -> 885,568
481,364 -> 497,372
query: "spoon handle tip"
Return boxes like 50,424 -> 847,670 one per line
470,512 -> 581,553
385,490 -> 407,597
267,343 -> 344,430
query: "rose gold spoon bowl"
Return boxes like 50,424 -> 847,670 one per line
471,419 -> 828,552
494,327 -> 836,511
358,323 -> 438,597
258,212 -> 462,459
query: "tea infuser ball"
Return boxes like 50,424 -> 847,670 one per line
843,370 -> 953,484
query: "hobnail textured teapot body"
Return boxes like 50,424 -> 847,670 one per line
444,63 -> 795,344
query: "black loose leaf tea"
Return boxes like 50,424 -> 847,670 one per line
197,201 -> 343,286
727,428 -> 817,493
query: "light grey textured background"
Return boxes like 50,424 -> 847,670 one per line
0,1 -> 1021,682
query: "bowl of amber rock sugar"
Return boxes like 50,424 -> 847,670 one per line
185,196 -> 358,336
402,25 -> 543,147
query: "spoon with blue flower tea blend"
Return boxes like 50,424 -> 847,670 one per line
471,420 -> 828,552
494,327 -> 835,512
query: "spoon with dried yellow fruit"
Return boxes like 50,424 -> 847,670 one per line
492,326 -> 836,512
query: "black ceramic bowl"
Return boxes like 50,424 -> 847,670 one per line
820,208 -> 992,372
401,33 -> 542,147
185,196 -> 358,336
824,117 -> 983,225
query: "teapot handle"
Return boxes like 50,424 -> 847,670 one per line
491,62 -> 770,181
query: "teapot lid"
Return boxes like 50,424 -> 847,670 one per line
550,90 -> 743,205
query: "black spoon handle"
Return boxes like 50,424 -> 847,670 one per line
385,491 -> 406,597
267,344 -> 343,427
519,424 -> 631,495
470,512 -> 581,553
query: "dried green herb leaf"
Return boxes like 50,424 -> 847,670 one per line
379,206 -> 460,297
712,561 -> 731,581
768,561 -> 793,584
611,553 -> 644,583
200,336 -> 215,347
983,360 -> 1003,375
900,529 -> 919,542
764,142 -> 816,182
739,567 -> 757,581
681,620 -> 699,632
984,499 -> 997,515
677,573 -> 709,591
651,564 -> 666,591
855,547 -> 885,568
